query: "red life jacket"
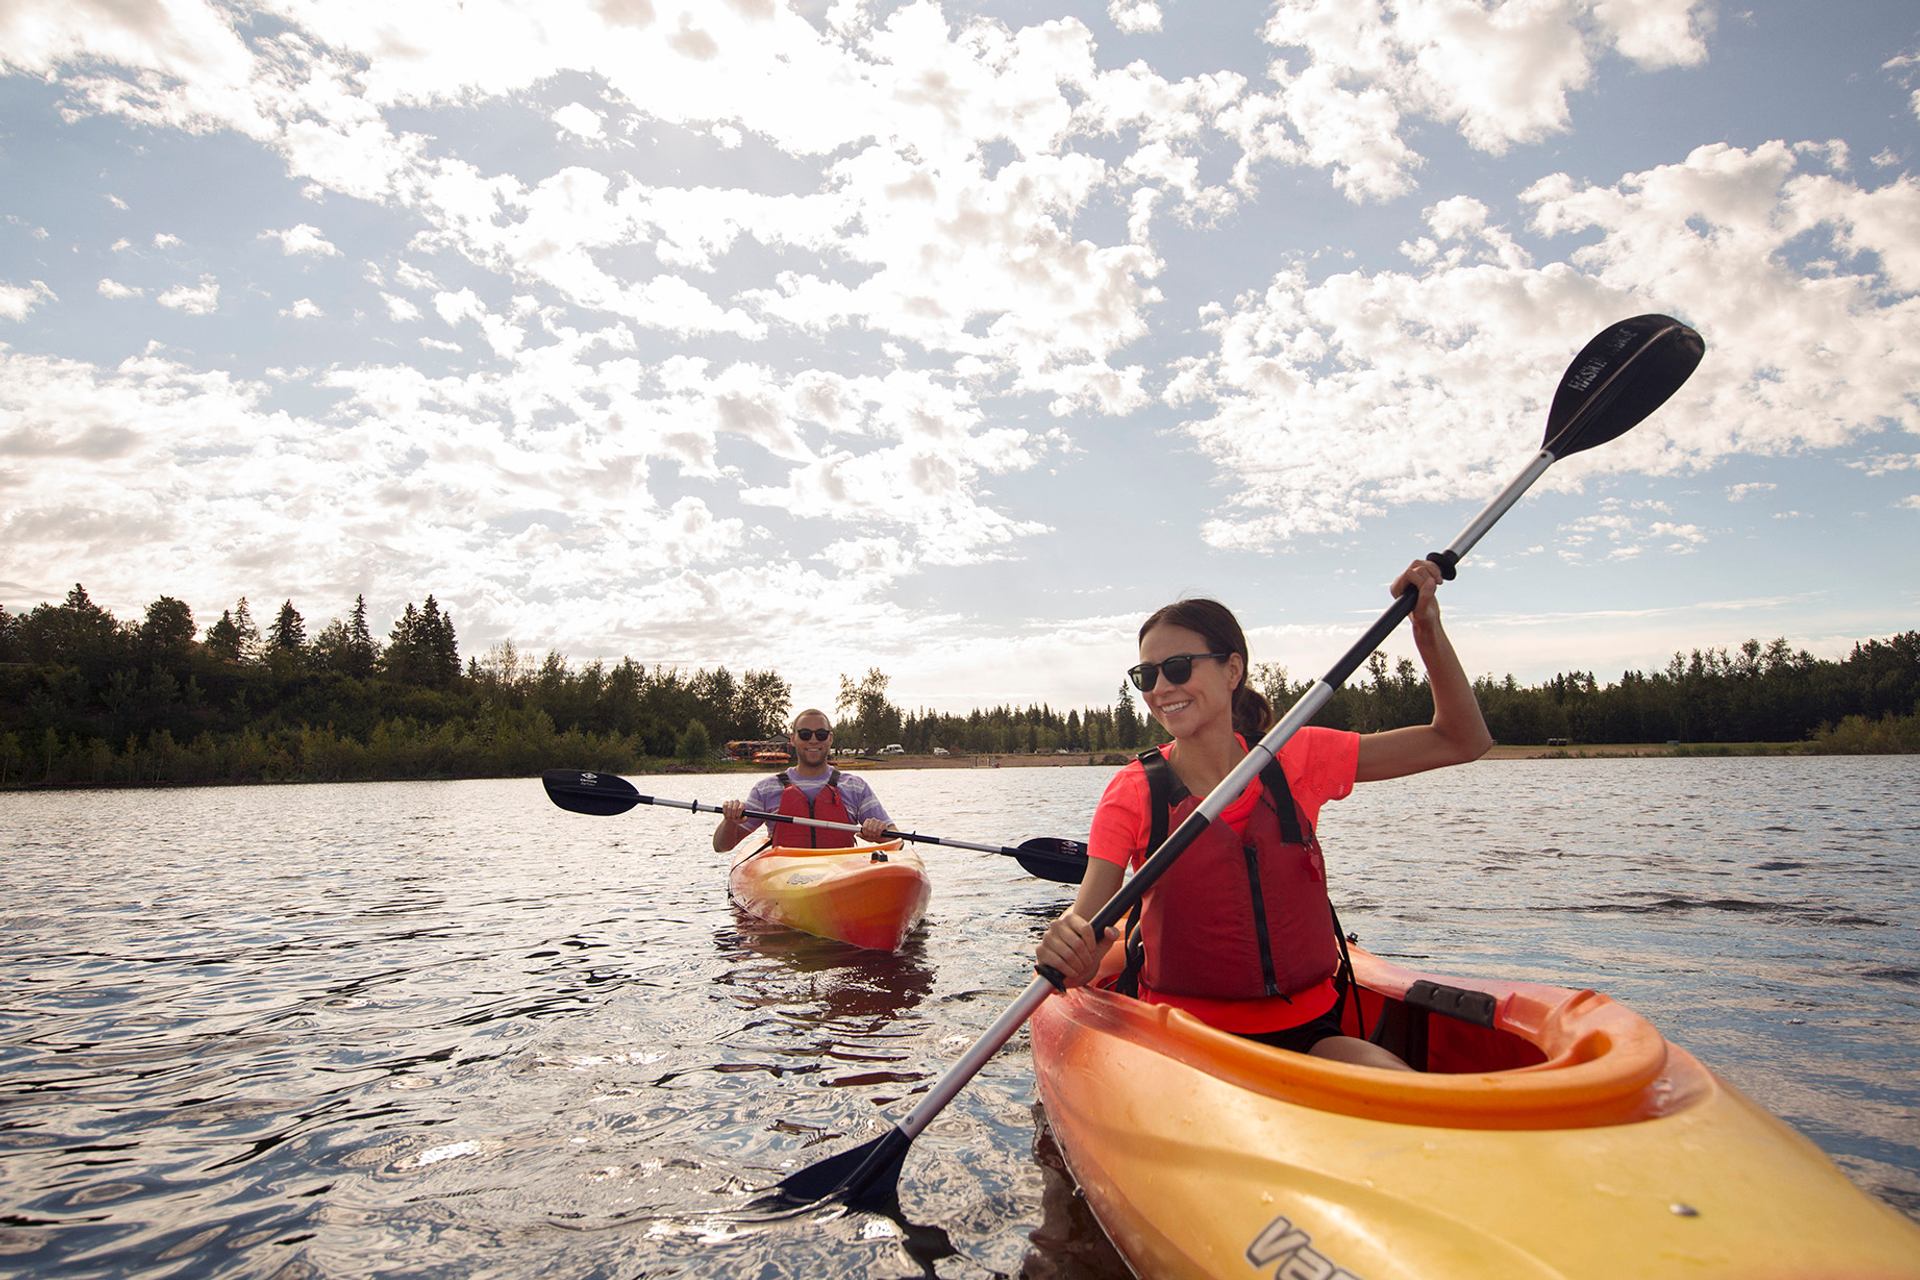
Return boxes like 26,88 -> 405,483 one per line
1134,748 -> 1340,1001
772,769 -> 856,848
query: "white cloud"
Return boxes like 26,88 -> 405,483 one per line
156,276 -> 220,314
1847,452 -> 1920,475
1175,141 -> 1920,546
153,232 -> 182,248
1726,481 -> 1775,501
6,0 -> 1905,707
1243,0 -> 1712,202
551,101 -> 604,139
1109,1 -> 1162,35
97,278 -> 144,299
263,222 -> 341,256
1590,0 -> 1713,68
0,280 -> 57,320
107,193 -> 129,209
393,260 -> 439,291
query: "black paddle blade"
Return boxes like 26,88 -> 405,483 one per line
1015,837 -> 1090,884
541,768 -> 641,816
755,1126 -> 911,1214
1543,314 -> 1704,459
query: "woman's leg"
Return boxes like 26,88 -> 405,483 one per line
1309,1035 -> 1413,1071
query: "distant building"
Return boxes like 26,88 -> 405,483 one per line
726,739 -> 789,763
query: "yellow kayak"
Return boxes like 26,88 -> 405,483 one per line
1029,943 -> 1920,1279
728,840 -> 929,952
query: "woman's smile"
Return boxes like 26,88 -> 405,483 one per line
1137,621 -> 1237,736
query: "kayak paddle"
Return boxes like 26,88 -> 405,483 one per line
761,312 -> 1707,1213
540,768 -> 1090,884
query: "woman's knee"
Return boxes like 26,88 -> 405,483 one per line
1310,1035 -> 1414,1072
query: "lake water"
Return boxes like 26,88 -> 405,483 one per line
3,757 -> 1917,1277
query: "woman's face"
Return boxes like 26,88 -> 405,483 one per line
1137,621 -> 1243,740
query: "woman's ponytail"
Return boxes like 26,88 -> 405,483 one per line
1232,684 -> 1274,741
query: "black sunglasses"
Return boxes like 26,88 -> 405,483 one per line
1128,652 -> 1232,692
794,727 -> 832,741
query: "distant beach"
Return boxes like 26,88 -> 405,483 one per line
796,741 -> 1817,771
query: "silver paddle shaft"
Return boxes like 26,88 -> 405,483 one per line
889,443 -> 1568,1136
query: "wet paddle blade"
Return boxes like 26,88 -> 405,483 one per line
1014,837 -> 1090,884
541,768 -> 642,816
1543,314 -> 1704,459
757,1126 -> 911,1214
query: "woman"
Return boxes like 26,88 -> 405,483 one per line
1034,561 -> 1492,1068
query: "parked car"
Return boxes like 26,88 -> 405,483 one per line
879,744 -> 905,755
931,746 -> 950,757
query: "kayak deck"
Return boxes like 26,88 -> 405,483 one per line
1029,944 -> 1920,1279
727,840 -> 929,952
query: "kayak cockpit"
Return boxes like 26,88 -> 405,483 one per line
1077,942 -> 1715,1131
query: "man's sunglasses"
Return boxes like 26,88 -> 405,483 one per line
794,728 -> 832,741
1127,652 -> 1232,692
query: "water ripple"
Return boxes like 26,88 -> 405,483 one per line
2,760 -> 1916,1276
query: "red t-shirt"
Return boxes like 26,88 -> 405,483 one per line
1088,728 -> 1361,1033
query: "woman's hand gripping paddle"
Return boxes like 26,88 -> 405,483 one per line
760,314 -> 1706,1215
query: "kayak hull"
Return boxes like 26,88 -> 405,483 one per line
728,840 -> 929,952
1029,945 -> 1920,1280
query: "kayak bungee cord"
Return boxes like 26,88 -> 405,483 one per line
761,313 -> 1707,1214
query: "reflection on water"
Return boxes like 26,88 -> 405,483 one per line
1,757 -> 1916,1276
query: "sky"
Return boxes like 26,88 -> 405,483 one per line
2,0 -> 1917,717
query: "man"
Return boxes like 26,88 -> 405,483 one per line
712,708 -> 892,850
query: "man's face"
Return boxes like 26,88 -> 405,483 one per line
789,717 -> 832,765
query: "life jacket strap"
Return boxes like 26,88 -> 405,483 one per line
1116,743 -> 1321,1000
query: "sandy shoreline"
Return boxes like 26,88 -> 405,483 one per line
813,741 -> 1769,770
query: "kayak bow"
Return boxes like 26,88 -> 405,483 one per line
1029,943 -> 1920,1280
728,840 -> 930,953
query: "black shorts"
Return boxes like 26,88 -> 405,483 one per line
1241,1008 -> 1344,1054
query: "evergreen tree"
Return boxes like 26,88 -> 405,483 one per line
266,600 -> 307,655
205,609 -> 244,662
1114,681 -> 1141,748
385,602 -> 425,683
16,584 -> 123,667
419,596 -> 459,685
383,597 -> 459,687
231,597 -> 261,663
676,717 -> 712,762
0,604 -> 17,663
311,617 -> 352,673
346,594 -> 379,677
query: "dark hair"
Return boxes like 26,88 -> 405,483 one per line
1137,598 -> 1273,739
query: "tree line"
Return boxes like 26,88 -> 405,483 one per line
1,584 -> 1916,789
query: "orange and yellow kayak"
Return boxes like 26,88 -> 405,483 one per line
728,840 -> 930,952
1029,943 -> 1920,1280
